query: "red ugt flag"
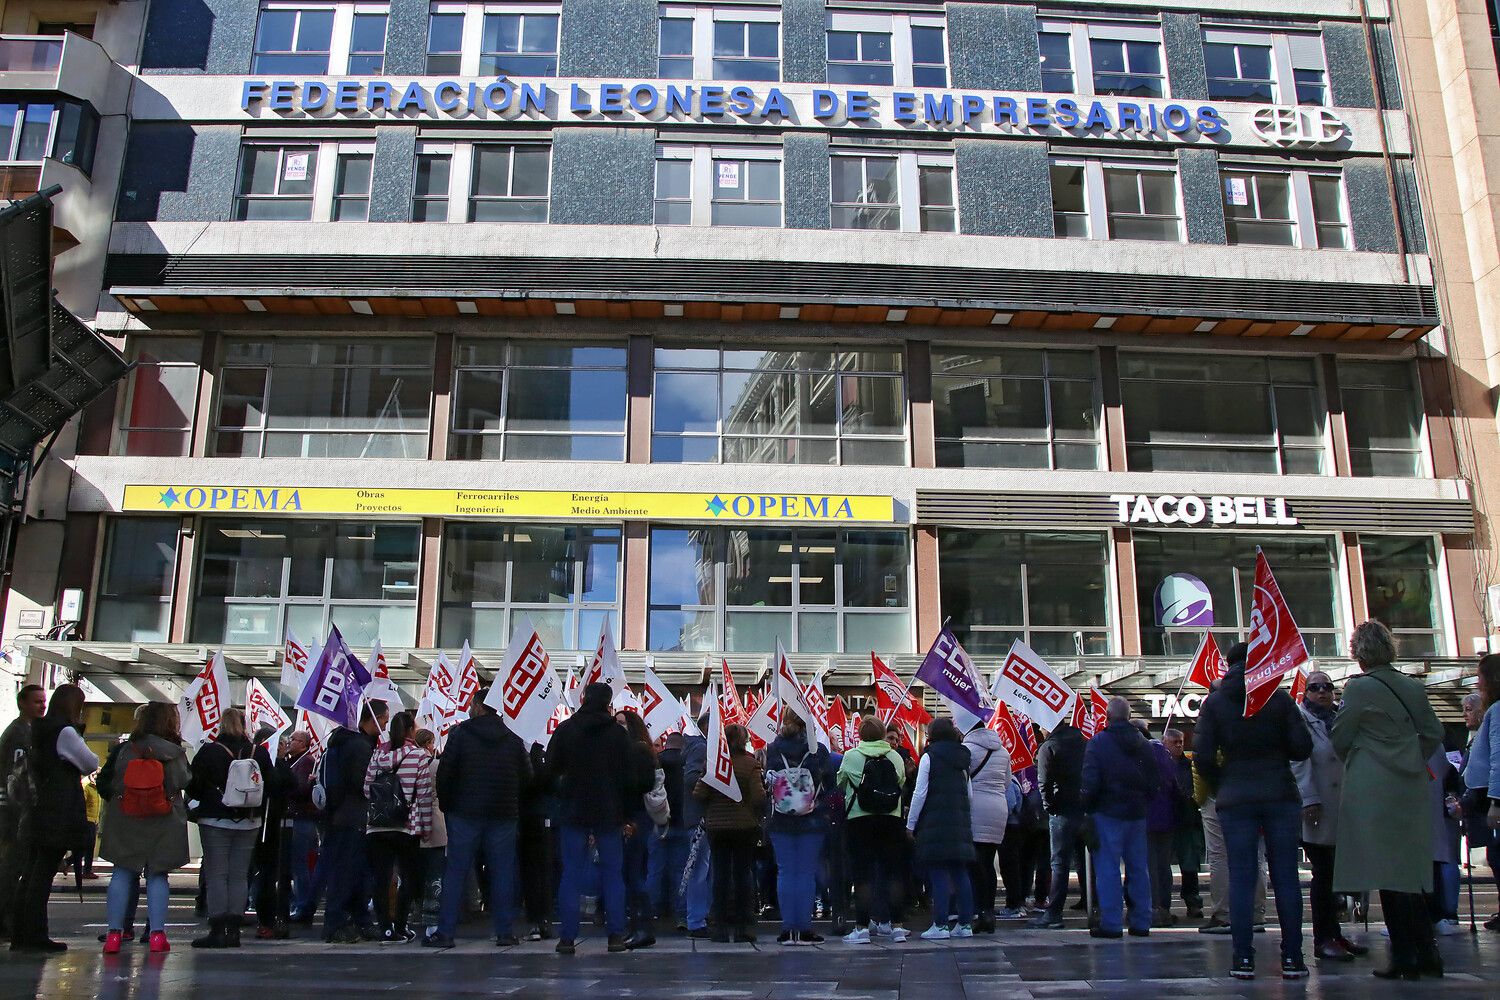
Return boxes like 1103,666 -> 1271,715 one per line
1243,549 -> 1310,717
872,653 -> 910,725
1185,631 -> 1227,690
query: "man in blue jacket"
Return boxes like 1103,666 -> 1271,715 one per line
1080,697 -> 1158,939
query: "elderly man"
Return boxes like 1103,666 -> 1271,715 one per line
1291,671 -> 1365,963
1081,697 -> 1158,939
1163,729 -> 1204,919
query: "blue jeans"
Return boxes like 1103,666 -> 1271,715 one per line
321,824 -> 369,938
623,819 -> 651,926
1219,800 -> 1303,962
685,828 -> 711,930
1093,815 -> 1151,934
290,819 -> 321,917
558,823 -> 626,940
1042,811 -> 1088,920
929,862 -> 974,926
439,815 -> 518,939
771,830 -> 822,932
646,827 -> 691,921
1433,861 -> 1460,921
107,869 -> 166,934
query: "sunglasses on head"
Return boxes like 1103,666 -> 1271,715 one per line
1305,682 -> 1334,693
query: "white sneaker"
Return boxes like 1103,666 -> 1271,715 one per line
951,924 -> 974,939
889,926 -> 909,943
871,921 -> 893,937
843,927 -> 871,945
1435,919 -> 1462,937
920,924 -> 951,941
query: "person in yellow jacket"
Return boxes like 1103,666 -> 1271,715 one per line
80,777 -> 102,879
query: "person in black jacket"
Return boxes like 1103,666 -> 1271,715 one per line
1030,720 -> 1088,929
320,699 -> 387,944
251,724 -> 295,940
646,732 -> 691,932
1080,698 -> 1159,940
518,742 -> 555,942
1194,642 -> 1314,981
548,683 -> 652,954
423,692 -> 530,948
188,708 -> 274,949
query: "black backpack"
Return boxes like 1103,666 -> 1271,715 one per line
366,750 -> 411,829
852,752 -> 902,815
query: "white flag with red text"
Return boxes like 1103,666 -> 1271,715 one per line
365,639 -> 404,708
452,641 -> 482,714
703,684 -> 742,803
280,630 -> 312,693
417,652 -> 462,751
296,707 -> 335,759
485,615 -> 562,748
245,677 -> 292,757
584,617 -> 628,698
641,659 -> 687,741
180,651 -> 229,747
774,640 -> 819,744
745,686 -> 780,750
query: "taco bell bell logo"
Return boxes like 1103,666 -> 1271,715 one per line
1154,573 -> 1214,628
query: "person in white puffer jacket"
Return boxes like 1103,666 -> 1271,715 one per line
962,723 -> 1011,933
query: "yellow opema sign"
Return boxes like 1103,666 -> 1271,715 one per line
122,485 -> 896,523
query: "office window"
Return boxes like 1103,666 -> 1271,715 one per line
450,340 -> 627,460
235,144 -> 318,221
93,519 -> 180,643
1050,158 -> 1180,242
1362,535 -> 1445,656
252,4 -> 334,73
653,346 -> 905,465
410,141 -> 550,223
711,13 -> 781,80
470,144 -> 550,222
1038,21 -> 1165,98
333,150 -> 373,221
939,531 -> 1111,657
441,523 -> 620,650
192,520 -> 420,648
656,145 -> 783,227
1221,168 -> 1348,249
1339,360 -> 1425,477
1203,28 -> 1328,106
348,11 -> 389,72
1039,31 -> 1074,92
648,527 -> 911,653
831,150 -> 955,233
214,338 -> 433,459
426,2 -> 560,75
0,102 -> 58,162
826,11 -> 945,87
116,338 -> 199,457
932,348 -> 1100,470
1136,532 -> 1342,656
1121,353 -> 1326,474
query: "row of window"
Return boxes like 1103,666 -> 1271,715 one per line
119,338 -> 1428,479
250,2 -> 1339,110
233,138 -> 1354,248
94,517 -> 1450,660
0,99 -> 99,173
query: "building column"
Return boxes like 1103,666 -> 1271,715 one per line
914,526 -> 942,649
1321,355 -> 1353,477
1099,347 -> 1127,471
1342,531 -> 1368,626
908,340 -> 934,469
167,516 -> 196,643
622,521 -> 649,651
1442,533 -> 1488,654
627,334 -> 653,464
417,517 -> 441,647
428,333 -> 453,461
189,332 -> 220,458
1113,526 -> 1141,656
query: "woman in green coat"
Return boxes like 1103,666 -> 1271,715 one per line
1331,620 -> 1444,980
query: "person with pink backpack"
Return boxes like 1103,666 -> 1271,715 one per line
99,703 -> 190,954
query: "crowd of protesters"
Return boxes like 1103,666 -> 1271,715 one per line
0,619 -> 1497,982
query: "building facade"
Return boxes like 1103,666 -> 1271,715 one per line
0,0 -> 1490,723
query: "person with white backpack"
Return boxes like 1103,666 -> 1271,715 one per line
188,708 -> 272,949
764,715 -> 833,946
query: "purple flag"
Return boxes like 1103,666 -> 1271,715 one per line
295,625 -> 372,729
915,627 -> 991,725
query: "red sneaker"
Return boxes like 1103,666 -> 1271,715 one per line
103,932 -> 122,955
149,931 -> 170,954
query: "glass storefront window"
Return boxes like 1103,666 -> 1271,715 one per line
652,346 -> 906,465
938,531 -> 1111,657
1339,360 -> 1425,477
1134,531 -> 1343,656
93,519 -> 179,642
439,523 -> 620,650
116,338 -> 199,457
1362,535 -> 1445,656
1121,353 -> 1326,474
213,339 -> 433,459
932,347 -> 1100,469
450,341 -> 627,460
191,520 -> 419,648
648,527 -> 910,652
